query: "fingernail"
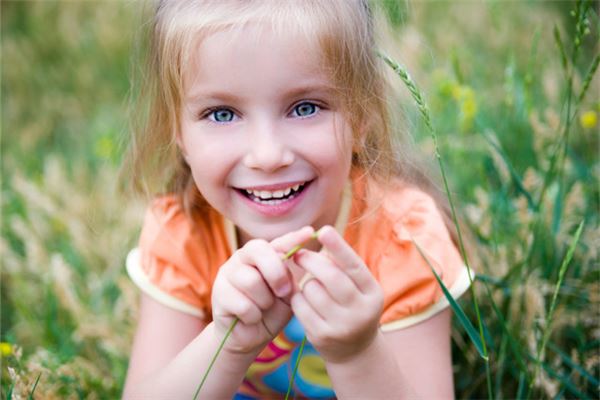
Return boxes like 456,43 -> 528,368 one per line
303,226 -> 315,236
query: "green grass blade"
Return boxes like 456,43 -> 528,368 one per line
7,382 -> 14,400
547,341 -> 600,388
193,318 -> 238,400
516,371 -> 526,399
484,282 -> 530,376
482,130 -> 536,210
412,239 -> 486,359
382,52 -> 491,397
577,53 -> 600,105
540,361 -> 587,399
192,233 -> 318,399
552,387 -> 567,400
27,373 -> 41,400
281,233 -> 318,399
551,182 -> 564,235
553,25 -> 569,77
285,335 -> 307,400
475,273 -> 509,291
530,220 -> 585,394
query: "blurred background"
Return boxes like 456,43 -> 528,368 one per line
1,1 -> 598,398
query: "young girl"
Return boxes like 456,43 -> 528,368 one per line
123,0 -> 472,398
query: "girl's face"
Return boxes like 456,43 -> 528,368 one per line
179,25 -> 354,244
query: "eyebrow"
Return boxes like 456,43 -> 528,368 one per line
185,83 -> 338,105
284,84 -> 339,100
186,91 -> 243,105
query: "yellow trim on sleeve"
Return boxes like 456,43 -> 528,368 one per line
224,217 -> 238,253
334,180 -> 352,234
380,266 -> 474,332
126,248 -> 205,318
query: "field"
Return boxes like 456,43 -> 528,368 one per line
1,1 -> 598,398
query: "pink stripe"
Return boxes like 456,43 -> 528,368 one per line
242,378 -> 259,393
255,342 -> 290,362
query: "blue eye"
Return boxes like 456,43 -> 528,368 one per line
208,108 -> 236,123
292,102 -> 319,118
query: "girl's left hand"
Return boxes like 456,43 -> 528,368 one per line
290,225 -> 384,364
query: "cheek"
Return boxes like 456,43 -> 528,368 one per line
182,138 -> 233,193
303,121 -> 353,166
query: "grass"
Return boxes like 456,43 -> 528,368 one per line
193,232 -> 317,399
2,1 -> 599,399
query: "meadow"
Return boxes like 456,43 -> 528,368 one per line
1,1 -> 598,398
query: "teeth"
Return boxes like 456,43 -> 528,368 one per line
244,182 -> 306,201
252,198 -> 285,205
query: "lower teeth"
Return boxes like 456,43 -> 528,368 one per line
253,193 -> 296,204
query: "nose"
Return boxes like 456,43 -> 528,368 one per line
243,119 -> 295,172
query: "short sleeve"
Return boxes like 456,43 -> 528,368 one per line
126,196 -> 213,319
374,188 -> 473,331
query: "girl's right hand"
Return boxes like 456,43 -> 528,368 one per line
211,226 -> 315,355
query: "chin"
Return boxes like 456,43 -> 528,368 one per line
239,221 -> 307,243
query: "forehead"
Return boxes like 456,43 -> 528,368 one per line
183,24 -> 334,97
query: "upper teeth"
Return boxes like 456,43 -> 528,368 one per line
245,183 -> 303,200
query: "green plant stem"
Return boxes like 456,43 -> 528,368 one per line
527,221 -> 584,397
28,373 -> 41,400
380,53 -> 492,398
192,232 -> 318,400
192,319 -> 238,400
284,336 -> 307,400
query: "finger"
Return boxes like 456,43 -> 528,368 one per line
228,264 -> 275,311
237,240 -> 292,297
300,277 -> 342,320
270,226 -> 316,259
290,292 -> 327,335
218,282 -> 262,325
316,225 -> 376,292
262,296 -> 293,335
293,249 -> 357,304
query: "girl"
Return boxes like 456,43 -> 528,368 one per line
123,0 -> 472,398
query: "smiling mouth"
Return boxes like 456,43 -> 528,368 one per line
237,181 -> 311,205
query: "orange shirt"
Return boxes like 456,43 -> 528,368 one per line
126,175 -> 473,397
127,175 -> 472,332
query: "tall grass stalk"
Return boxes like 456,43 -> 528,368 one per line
528,221 -> 585,397
192,233 -> 318,400
27,373 -> 41,400
412,240 -> 484,358
284,336 -> 307,400
191,319 -> 239,400
380,53 -> 493,398
537,1 -> 593,209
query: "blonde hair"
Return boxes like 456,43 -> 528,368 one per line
124,0 -> 455,239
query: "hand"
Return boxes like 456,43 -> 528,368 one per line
211,226 -> 315,354
290,226 -> 384,363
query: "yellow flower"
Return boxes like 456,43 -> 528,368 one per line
0,342 -> 13,357
580,110 -> 597,129
94,135 -> 115,160
452,85 -> 478,131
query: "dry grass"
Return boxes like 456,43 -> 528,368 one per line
2,1 -> 598,398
